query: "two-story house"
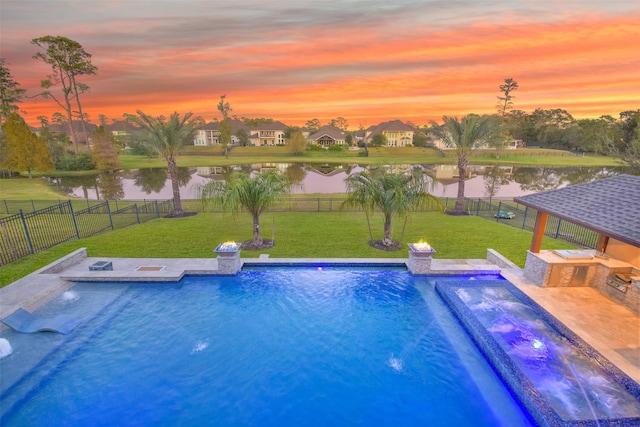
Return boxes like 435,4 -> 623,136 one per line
193,119 -> 251,146
365,120 -> 415,147
252,121 -> 287,146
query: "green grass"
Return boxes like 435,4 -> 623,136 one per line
111,147 -> 619,169
0,177 -> 71,200
0,211 -> 572,287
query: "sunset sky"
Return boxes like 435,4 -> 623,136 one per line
2,0 -> 639,128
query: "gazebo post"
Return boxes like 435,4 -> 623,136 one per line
596,235 -> 608,252
530,211 -> 548,253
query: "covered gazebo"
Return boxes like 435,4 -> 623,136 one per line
514,174 -> 640,264
514,174 -> 639,313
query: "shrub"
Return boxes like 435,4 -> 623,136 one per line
55,153 -> 95,171
328,144 -> 344,152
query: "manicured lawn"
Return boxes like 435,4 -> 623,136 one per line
114,147 -> 619,169
0,211 -> 572,287
0,177 -> 69,200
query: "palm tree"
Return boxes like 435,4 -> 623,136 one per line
343,167 -> 441,248
198,171 -> 292,247
430,115 -> 501,215
125,110 -> 199,216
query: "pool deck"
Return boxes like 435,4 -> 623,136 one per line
1,248 -> 638,384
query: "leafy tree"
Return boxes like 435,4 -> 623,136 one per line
217,94 -> 232,119
343,168 -> 441,248
219,119 -> 233,157
412,131 -> 427,147
1,113 -> 54,178
39,123 -> 69,164
32,36 -> 97,154
608,111 -> 640,171
91,126 -> 120,171
287,129 -> 307,155
305,118 -> 321,134
529,108 -> 575,147
199,171 -> 293,247
430,115 -> 501,214
497,78 -> 519,117
241,117 -> 273,128
330,117 -> 349,131
494,78 -> 519,158
618,110 -> 640,149
370,133 -> 387,147
345,132 -> 353,147
0,59 -> 27,126
236,128 -> 249,146
125,110 -> 199,216
575,116 -> 617,155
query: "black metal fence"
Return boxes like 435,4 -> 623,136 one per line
0,199 -> 173,266
0,196 -> 598,267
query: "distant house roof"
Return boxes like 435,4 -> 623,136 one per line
105,120 -> 137,132
198,119 -> 250,134
367,120 -> 415,134
308,125 -> 345,141
513,174 -> 640,248
256,121 -> 287,131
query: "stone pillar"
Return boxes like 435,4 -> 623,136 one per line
407,250 -> 434,275
216,251 -> 241,275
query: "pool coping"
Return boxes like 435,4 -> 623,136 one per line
0,248 -> 502,320
436,278 -> 640,427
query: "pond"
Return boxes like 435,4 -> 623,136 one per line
45,164 -> 624,201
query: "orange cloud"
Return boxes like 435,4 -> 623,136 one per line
11,9 -> 640,128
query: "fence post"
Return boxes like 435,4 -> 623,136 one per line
522,207 -> 528,229
31,200 -> 35,212
330,198 -> 333,212
107,201 -> 114,230
496,201 -> 502,221
69,201 -> 81,239
317,198 -> 320,212
476,198 -> 480,216
3,199 -> 8,214
554,218 -> 562,238
135,204 -> 140,224
155,200 -> 160,218
19,209 -> 35,254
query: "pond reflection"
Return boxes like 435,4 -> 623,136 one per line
46,164 -> 625,200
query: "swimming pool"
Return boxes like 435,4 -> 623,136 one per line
0,268 -> 533,426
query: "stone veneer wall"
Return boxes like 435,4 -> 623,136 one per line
216,252 -> 242,275
523,250 -> 640,314
523,251 -> 551,287
591,265 -> 640,314
40,248 -> 87,274
406,251 -> 433,274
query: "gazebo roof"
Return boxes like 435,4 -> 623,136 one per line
513,174 -> 640,248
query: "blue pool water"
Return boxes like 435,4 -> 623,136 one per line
0,268 -> 533,426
